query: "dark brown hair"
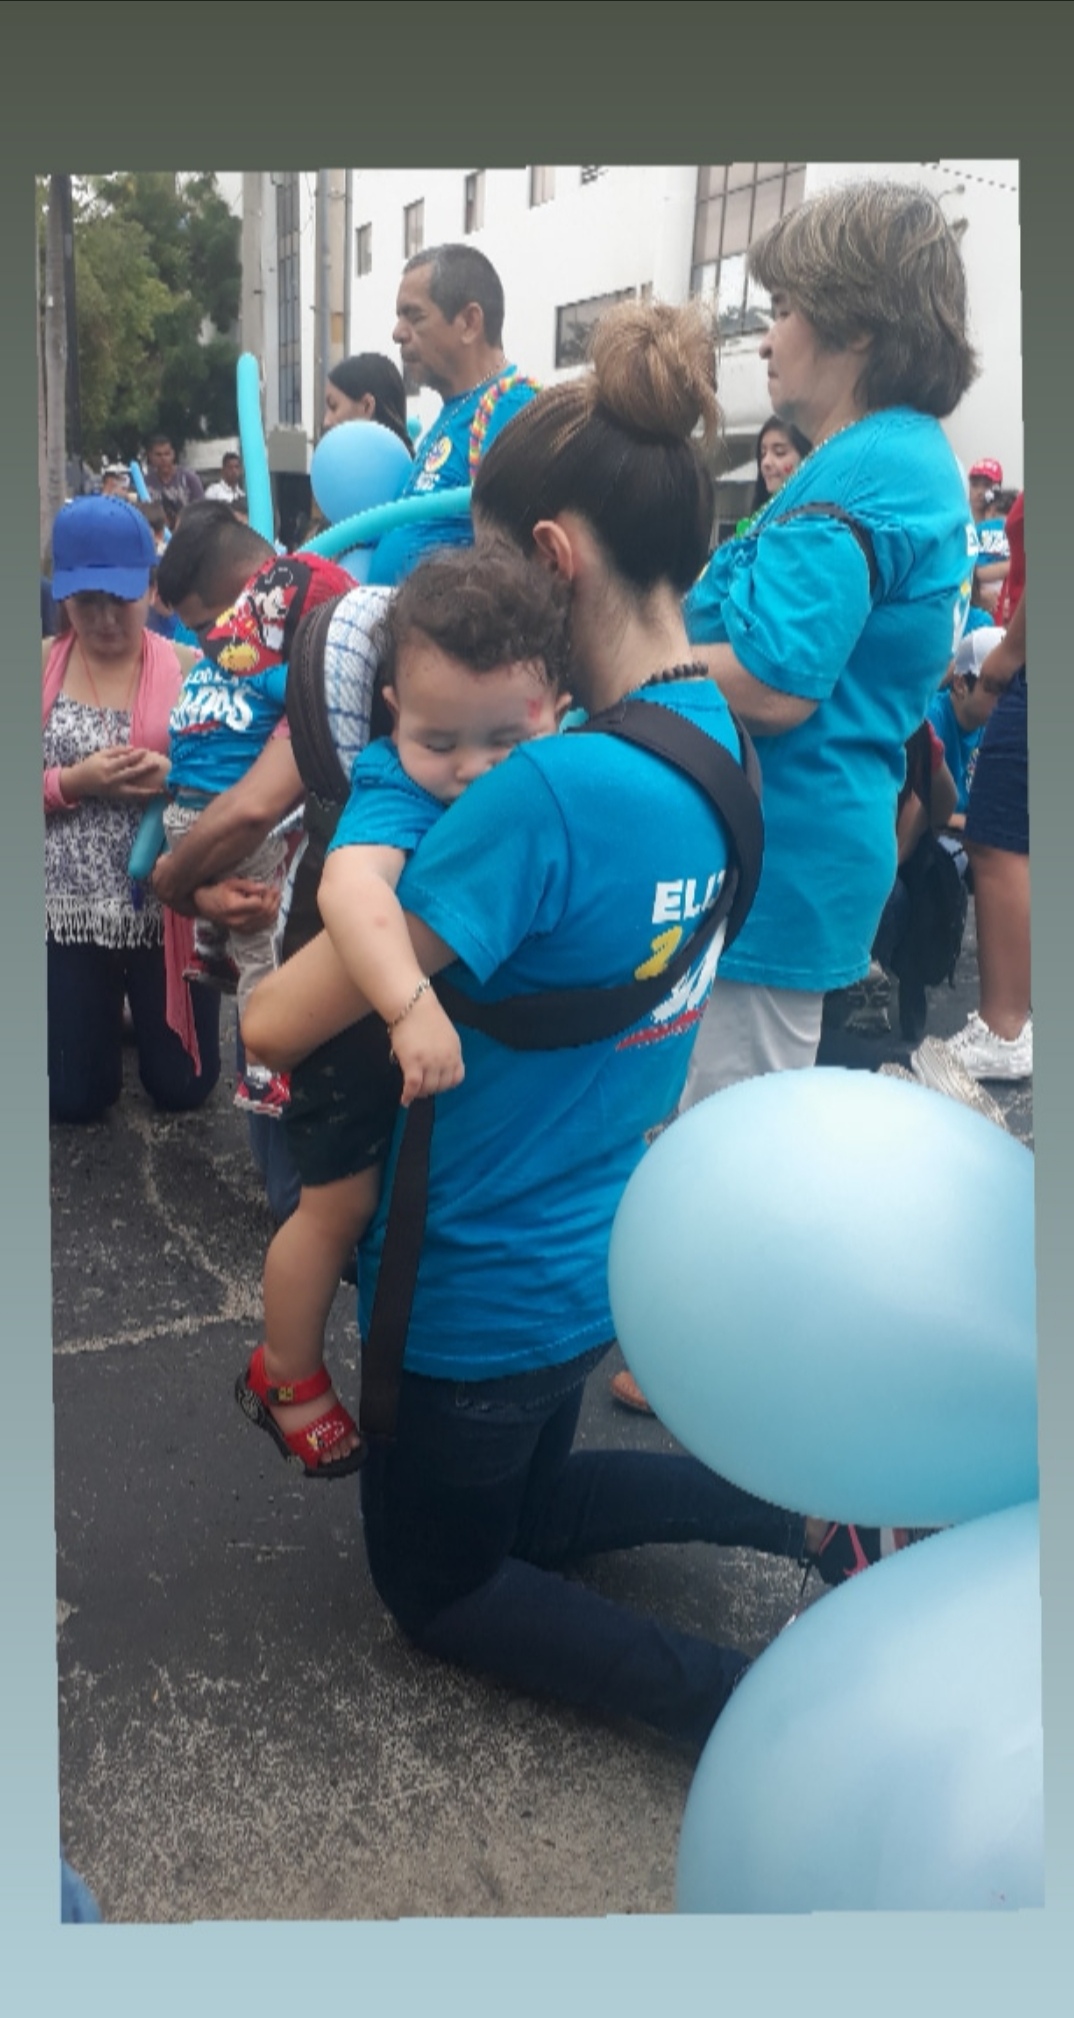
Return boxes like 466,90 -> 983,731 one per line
155,501 -> 273,609
376,546 -> 569,694
327,353 -> 414,454
472,299 -> 719,595
750,415 -> 812,514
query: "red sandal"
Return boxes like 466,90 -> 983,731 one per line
235,1344 -> 364,1480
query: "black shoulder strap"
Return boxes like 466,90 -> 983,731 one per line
771,501 -> 879,596
359,1096 -> 435,1445
285,591 -> 353,807
433,700 -> 763,1051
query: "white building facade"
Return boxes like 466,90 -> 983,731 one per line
217,161 -> 1022,528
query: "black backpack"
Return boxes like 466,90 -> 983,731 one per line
886,724 -> 969,1041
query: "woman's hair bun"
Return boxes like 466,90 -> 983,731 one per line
588,299 -> 720,445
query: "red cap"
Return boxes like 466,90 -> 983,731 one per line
969,458 -> 1003,484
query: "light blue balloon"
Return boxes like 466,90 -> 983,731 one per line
608,1068 -> 1037,1528
677,1500 -> 1043,1913
300,486 -> 472,560
237,352 -> 274,542
335,544 -> 374,584
128,461 -> 150,503
310,420 -> 411,525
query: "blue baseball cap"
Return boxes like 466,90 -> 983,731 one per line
51,495 -> 156,601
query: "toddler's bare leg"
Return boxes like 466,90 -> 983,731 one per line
260,1167 -> 381,1461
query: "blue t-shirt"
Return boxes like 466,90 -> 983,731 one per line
927,687 -> 983,814
168,655 -> 289,794
684,407 -> 976,991
975,515 -> 1010,568
356,681 -> 741,1380
330,738 -> 443,855
367,367 -> 537,587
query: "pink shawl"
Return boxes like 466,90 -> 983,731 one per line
43,630 -> 201,1070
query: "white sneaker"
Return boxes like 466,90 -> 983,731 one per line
945,1011 -> 1032,1083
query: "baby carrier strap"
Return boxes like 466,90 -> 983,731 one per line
285,590 -> 354,823
770,501 -> 879,596
359,698 -> 763,1447
283,585 -> 392,958
433,700 -> 763,1048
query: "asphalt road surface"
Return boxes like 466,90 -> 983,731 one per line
51,901 -> 1032,1922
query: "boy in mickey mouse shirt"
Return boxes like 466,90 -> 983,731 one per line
164,551 -> 352,1113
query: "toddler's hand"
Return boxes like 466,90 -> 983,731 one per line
390,992 -> 464,1107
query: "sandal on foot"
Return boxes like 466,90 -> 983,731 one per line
802,1522 -> 909,1589
235,1344 -> 363,1480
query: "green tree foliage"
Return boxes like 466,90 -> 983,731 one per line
55,172 -> 242,462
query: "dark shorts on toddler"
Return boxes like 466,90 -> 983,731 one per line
284,1015 -> 402,1187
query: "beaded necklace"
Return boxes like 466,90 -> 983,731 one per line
636,662 -> 709,690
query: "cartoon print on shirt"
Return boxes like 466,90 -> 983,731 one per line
169,657 -> 259,737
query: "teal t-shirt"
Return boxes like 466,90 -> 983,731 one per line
927,687 -> 983,815
330,737 -> 443,855
357,680 -> 741,1379
367,367 -> 537,587
684,407 -> 976,991
167,655 -> 288,794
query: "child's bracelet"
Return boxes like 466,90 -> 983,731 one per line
388,977 -> 432,1036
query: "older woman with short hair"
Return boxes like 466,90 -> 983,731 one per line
681,179 -> 979,1103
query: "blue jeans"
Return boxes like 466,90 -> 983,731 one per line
47,937 -> 221,1125
360,1343 -> 804,1751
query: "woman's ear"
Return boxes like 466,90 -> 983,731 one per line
531,518 -> 577,579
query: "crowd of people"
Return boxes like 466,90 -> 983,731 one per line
44,184 -> 1030,1775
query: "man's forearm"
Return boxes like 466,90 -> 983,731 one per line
152,740 -> 302,903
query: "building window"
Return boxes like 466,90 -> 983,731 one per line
555,287 -> 636,369
579,166 -> 606,186
463,171 -> 485,235
355,222 -> 372,277
530,166 -> 556,207
691,163 -> 807,336
403,199 -> 424,260
276,171 -> 302,426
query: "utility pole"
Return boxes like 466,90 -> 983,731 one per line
43,174 -> 68,534
57,173 -> 83,490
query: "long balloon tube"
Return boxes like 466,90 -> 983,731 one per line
128,462 -> 150,503
237,352 -> 274,541
300,485 -> 472,559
